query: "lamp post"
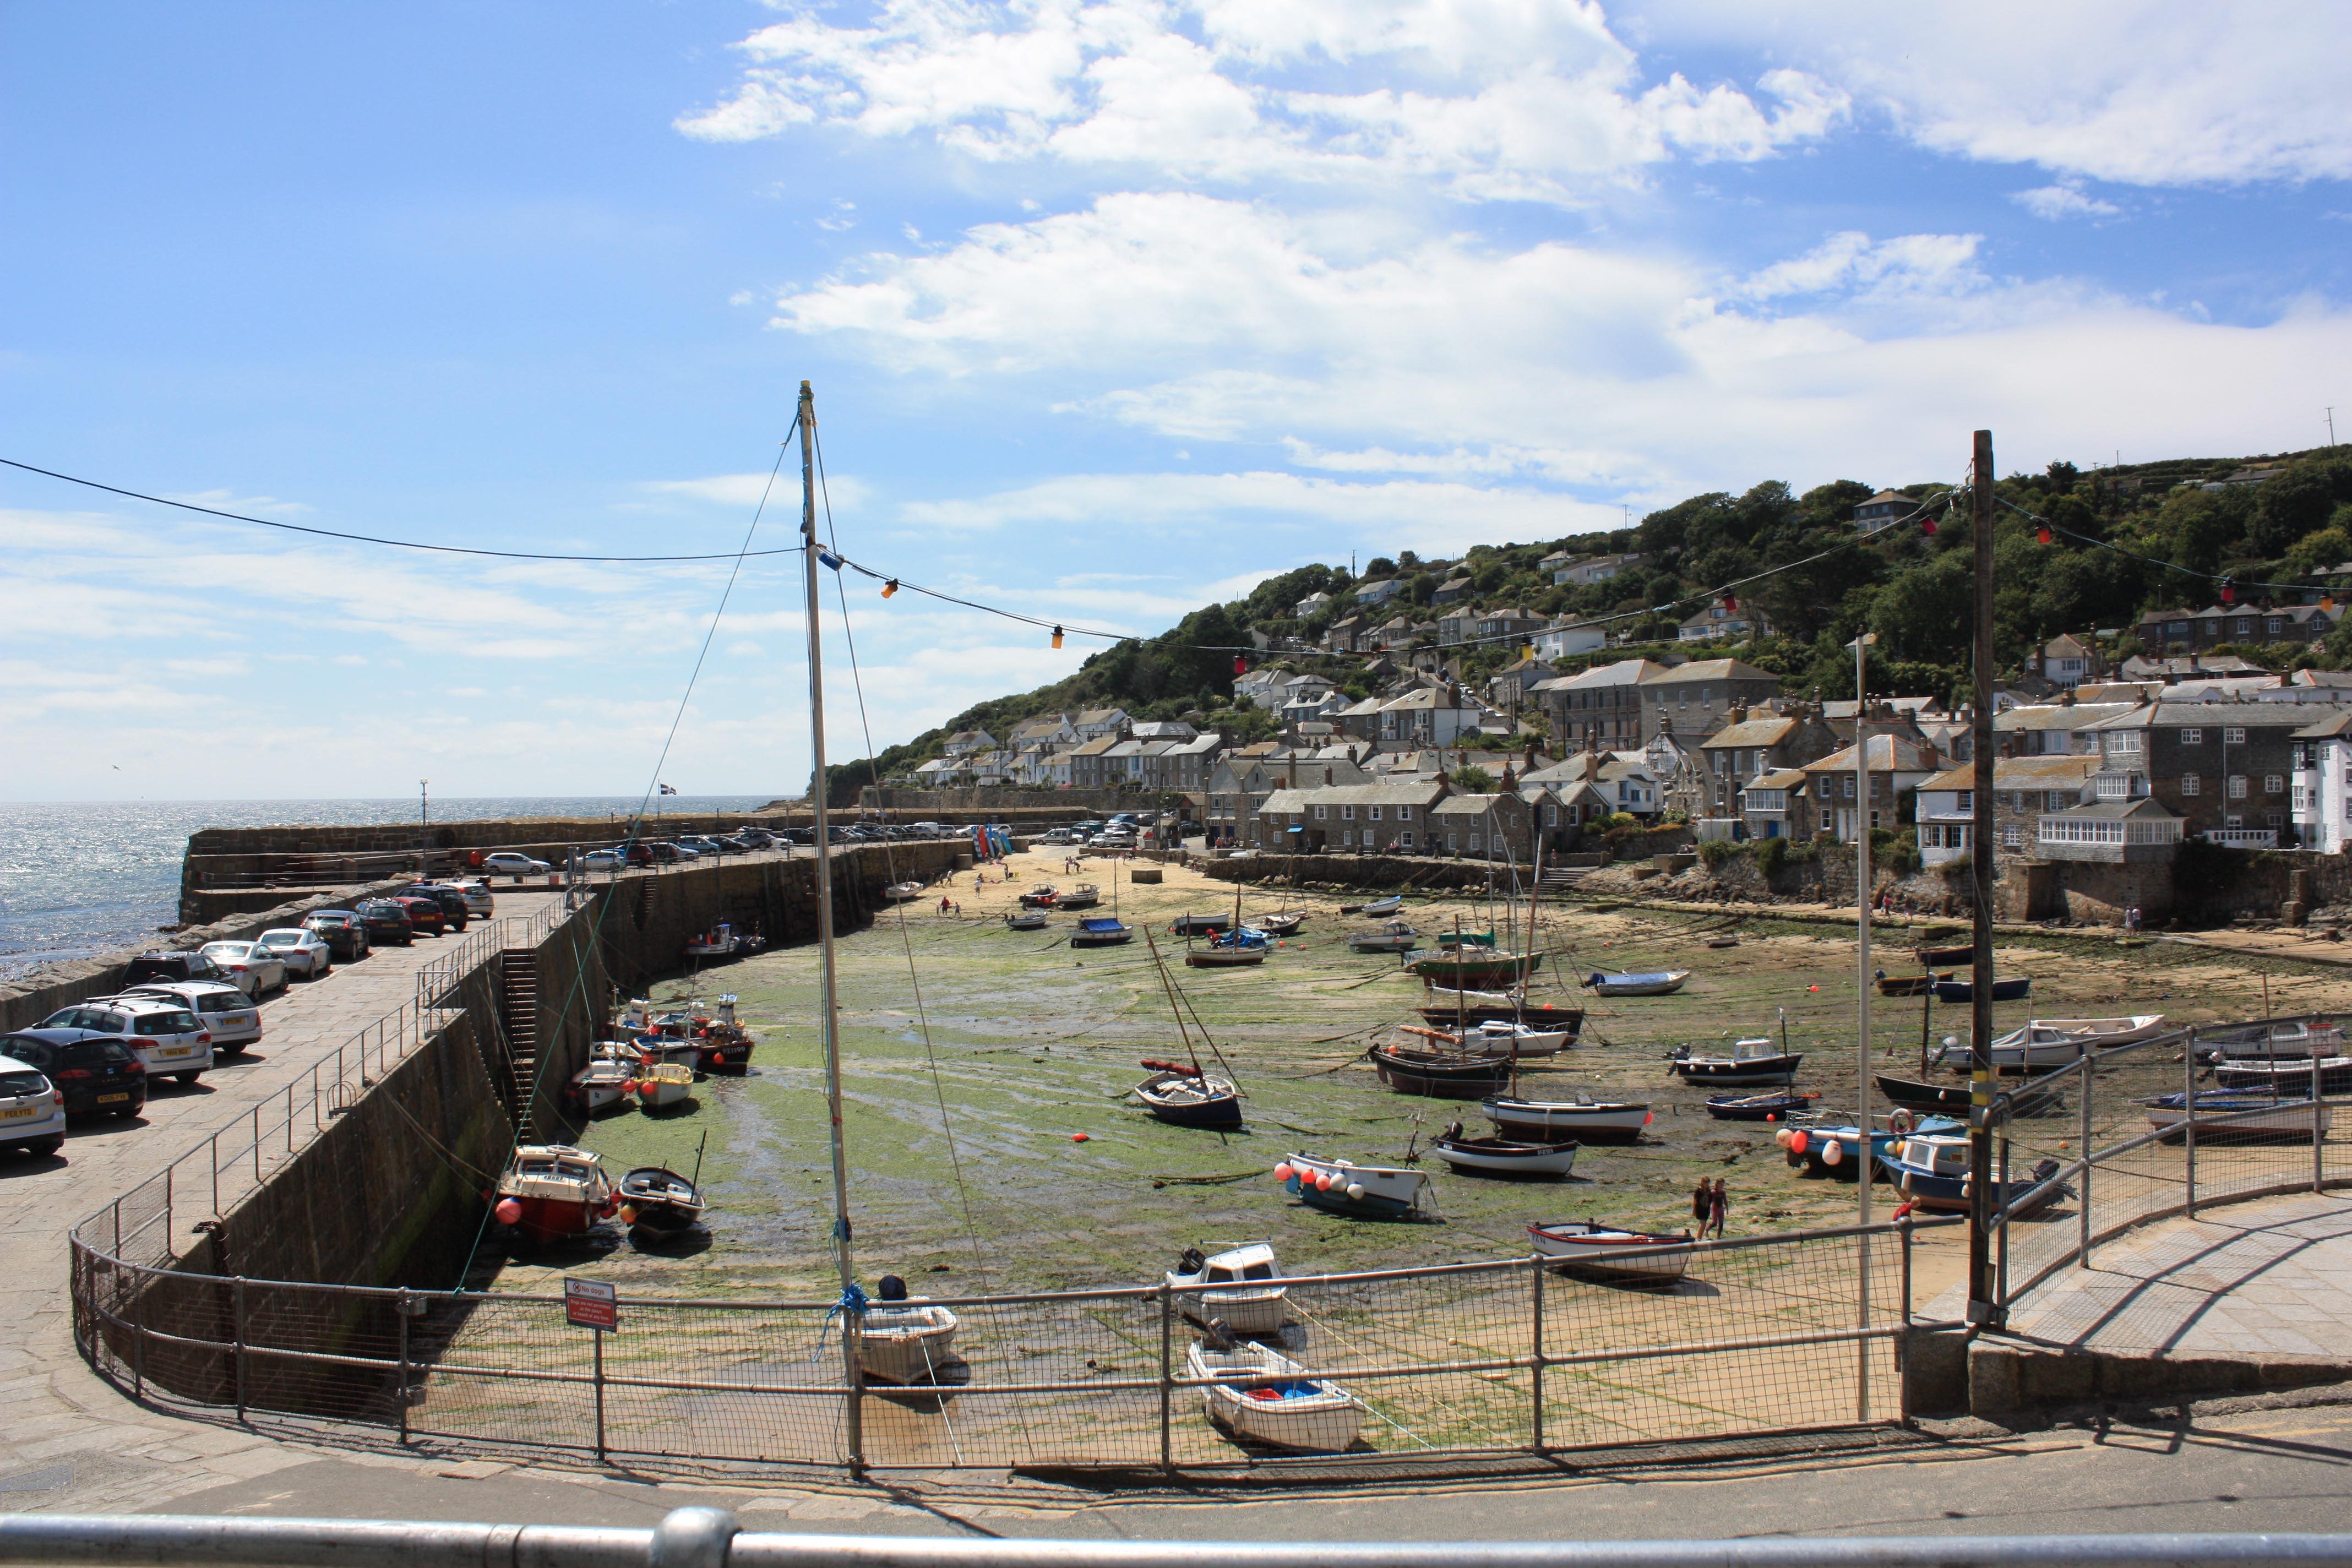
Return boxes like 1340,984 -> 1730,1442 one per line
420,780 -> 428,827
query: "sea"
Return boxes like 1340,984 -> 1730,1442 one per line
0,797 -> 777,982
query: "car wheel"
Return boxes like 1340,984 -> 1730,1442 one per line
175,1071 -> 202,1084
30,1137 -> 63,1158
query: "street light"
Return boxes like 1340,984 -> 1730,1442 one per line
420,780 -> 429,827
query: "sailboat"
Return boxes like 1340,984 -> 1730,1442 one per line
1131,928 -> 1245,1129
1069,858 -> 1133,946
1186,880 -> 1267,967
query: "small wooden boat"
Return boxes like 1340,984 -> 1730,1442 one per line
1431,1129 -> 1577,1178
1877,972 -> 1951,998
494,1145 -> 614,1244
1255,911 -> 1304,937
1417,994 -> 1584,1033
1668,1039 -> 1802,1086
1581,969 -> 1689,997
618,1165 -> 706,1240
1932,976 -> 2031,1004
1917,943 -> 1975,966
1527,1220 -> 1694,1286
1058,884 -> 1102,910
1705,1090 -> 1817,1122
1875,1072 -> 1970,1114
2203,1020 -> 2347,1061
1408,1019 -> 1571,1057
881,882 -> 927,905
1069,916 -> 1133,948
1017,886 -> 1060,909
1167,1243 -> 1288,1333
859,1300 -> 960,1385
1348,921 -> 1418,954
1878,1134 -> 2066,1213
1484,1094 -> 1651,1144
2214,1055 -> 2352,1094
1411,950 -> 1541,988
1706,937 -> 1740,950
634,1061 -> 694,1110
2145,1092 -> 2333,1142
1277,1151 -> 1433,1218
1935,1014 -> 2165,1073
1134,1064 -> 1243,1129
1170,912 -> 1232,935
1188,1339 -> 1363,1453
1436,929 -> 1498,949
1003,909 -> 1049,931
1187,944 -> 1266,968
565,1057 -> 638,1115
1359,895 -> 1404,917
1370,1042 -> 1515,1098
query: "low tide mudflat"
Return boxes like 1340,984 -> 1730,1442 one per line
493,849 -> 2352,1306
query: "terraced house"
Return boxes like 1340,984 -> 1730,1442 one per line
1251,780 -> 1447,853
2087,700 -> 2315,847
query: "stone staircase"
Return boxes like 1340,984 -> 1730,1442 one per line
497,948 -> 541,1135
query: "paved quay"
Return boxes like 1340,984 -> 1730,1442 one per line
0,890 -> 564,1516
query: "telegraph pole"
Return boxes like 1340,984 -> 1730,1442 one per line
1968,429 -> 1999,1325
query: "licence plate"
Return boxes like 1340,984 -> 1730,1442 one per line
228,1016 -> 254,1027
97,1092 -> 130,1104
0,1106 -> 32,1120
161,1047 -> 193,1058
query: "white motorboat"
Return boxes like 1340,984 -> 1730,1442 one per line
1167,1242 -> 1290,1334
1667,1039 -> 1803,1086
1462,1019 -> 1574,1057
1276,1151 -> 1434,1218
2145,1091 -> 2333,1142
1188,1340 -> 1364,1453
881,881 -> 927,903
1348,921 -> 1418,955
859,1301 -> 960,1384
1527,1220 -> 1694,1285
1003,909 -> 1049,931
1581,970 -> 1690,997
2204,1021 -> 2348,1061
565,1057 -> 637,1115
1935,1014 -> 2168,1072
1431,1132 -> 1578,1179
1483,1094 -> 1651,1145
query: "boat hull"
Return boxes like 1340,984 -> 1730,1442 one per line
1189,1343 -> 1363,1453
859,1305 -> 960,1384
2214,1057 -> 2352,1093
1932,977 -> 2032,1003
1581,971 -> 1689,997
1281,1153 -> 1430,1218
1069,929 -> 1133,948
1136,1071 -> 1244,1130
1412,953 -> 1540,988
1186,949 -> 1266,968
1483,1097 -> 1649,1144
1370,1046 -> 1515,1099
1173,1287 -> 1289,1335
2148,1098 -> 2332,1141
1669,1053 -> 1803,1086
1527,1222 -> 1693,1286
1418,998 -> 1584,1033
1704,1092 -> 1816,1122
1434,1136 -> 1577,1178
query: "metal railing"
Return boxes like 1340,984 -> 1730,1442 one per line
6,1511 -> 2352,1568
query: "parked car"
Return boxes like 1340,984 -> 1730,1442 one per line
733,829 -> 778,848
397,884 -> 471,932
452,880 -> 495,919
775,827 -> 814,846
120,951 -> 231,988
198,940 -> 289,997
258,928 -> 335,981
583,849 -> 624,872
119,980 -> 261,1054
356,900 -> 415,946
32,997 -> 213,1084
389,895 -> 447,937
481,852 -> 552,877
302,910 -> 371,961
0,1055 -> 67,1159
0,1035 -> 144,1118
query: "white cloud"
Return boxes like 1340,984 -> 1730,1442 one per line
642,472 -> 869,513
162,488 -> 312,516
2012,181 -> 2123,222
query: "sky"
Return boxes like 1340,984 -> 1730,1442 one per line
3,1 -> 2348,801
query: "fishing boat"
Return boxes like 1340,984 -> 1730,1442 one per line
1370,1041 -> 1516,1098
493,1145 -> 615,1244
1917,943 -> 1976,966
618,1164 -> 706,1242
1874,1072 -> 1971,1114
1877,1134 -> 2066,1213
1932,976 -> 2032,1004
881,881 -> 927,904
1167,1243 -> 1289,1333
2214,1055 -> 2352,1094
1059,883 -> 1102,910
1526,1221 -> 1694,1286
1188,1338 -> 1364,1453
1934,1015 -> 2168,1073
1410,948 -> 1541,988
1348,921 -> 1418,954
1705,1090 -> 1818,1122
1667,1039 -> 1803,1086
1134,1063 -> 1243,1130
2144,1091 -> 2333,1142
2202,1020 -> 2348,1061
1003,909 -> 1049,931
685,922 -> 763,960
627,1036 -> 702,1072
1017,885 -> 1060,909
634,1061 -> 694,1110
1276,1151 -> 1434,1218
694,996 -> 756,1074
1483,1094 -> 1651,1144
1069,916 -> 1133,947
1415,991 -> 1582,1032
1359,895 -> 1404,917
1186,942 -> 1266,968
1779,1117 -> 1959,1179
1876,972 -> 1951,998
1581,970 -> 1690,997
1430,1123 -> 1577,1178
1255,911 -> 1304,937
564,1057 -> 638,1115
861,1292 -> 961,1385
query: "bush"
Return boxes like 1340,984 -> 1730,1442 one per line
1754,836 -> 1788,877
1697,837 -> 1745,868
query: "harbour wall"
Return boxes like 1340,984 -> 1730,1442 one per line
1200,853 -> 1554,894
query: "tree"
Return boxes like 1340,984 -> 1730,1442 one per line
1452,763 -> 1495,790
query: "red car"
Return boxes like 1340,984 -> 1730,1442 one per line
390,895 -> 447,936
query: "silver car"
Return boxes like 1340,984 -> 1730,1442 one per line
257,928 -> 334,980
199,940 -> 289,997
38,996 -> 214,1084
0,1054 -> 67,1159
450,880 -> 495,918
120,980 -> 262,1054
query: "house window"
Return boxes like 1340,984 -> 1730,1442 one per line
2266,774 -> 2285,794
1397,806 -> 1413,821
1314,805 -> 1327,820
1446,832 -> 1458,851
2268,811 -> 2285,828
1843,775 -> 1856,798
2180,728 -> 2202,745
2225,727 -> 2247,745
1340,829 -> 1353,847
1341,805 -> 1355,820
2002,824 -> 2022,848
2229,775 -> 2248,799
1957,791 -> 1973,812
2182,774 -> 2201,796
1545,805 -> 1558,826
1468,834 -> 1482,852
2236,618 -> 2253,635
1399,831 -> 1414,848
2226,813 -> 2243,827
1368,806 -> 1382,821
2268,619 -> 2284,634
2046,790 -> 2070,810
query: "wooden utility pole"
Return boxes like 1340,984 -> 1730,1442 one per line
1968,429 -> 1999,1325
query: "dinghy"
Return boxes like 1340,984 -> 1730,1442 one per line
1581,970 -> 1689,997
1003,909 -> 1049,931
1276,1151 -> 1434,1218
1483,1094 -> 1651,1145
1134,1064 -> 1243,1130
1527,1220 -> 1694,1286
494,1145 -> 614,1244
1455,1018 -> 1574,1057
1170,912 -> 1232,935
1188,1338 -> 1364,1453
1370,1041 -> 1516,1098
1167,1243 -> 1289,1333
1186,943 -> 1267,968
1876,1134 -> 2066,1213
633,1061 -> 694,1110
1933,1015 -> 2167,1072
618,1165 -> 706,1241
881,882 -> 927,905
1069,916 -> 1134,947
1412,949 -> 1540,988
1255,911 -> 1304,937
1667,1039 -> 1803,1086
1416,992 -> 1583,1033
860,1296 -> 961,1385
2144,1092 -> 2332,1142
1876,972 -> 1951,998
1431,1124 -> 1577,1178
1705,1090 -> 1817,1122
1359,895 -> 1403,917
1931,976 -> 2031,1004
1348,921 -> 1418,954
1874,1072 -> 1971,1114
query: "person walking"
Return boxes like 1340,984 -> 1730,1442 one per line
1691,1177 -> 1712,1229
1706,1178 -> 1730,1239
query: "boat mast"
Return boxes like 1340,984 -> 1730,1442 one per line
798,381 -> 858,1301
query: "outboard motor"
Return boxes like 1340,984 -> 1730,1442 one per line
1178,1246 -> 1207,1277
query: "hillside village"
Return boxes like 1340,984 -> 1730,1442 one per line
869,445 -> 2352,928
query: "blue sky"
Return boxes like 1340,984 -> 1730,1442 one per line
4,1 -> 2348,799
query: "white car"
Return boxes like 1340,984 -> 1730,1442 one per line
199,941 -> 289,997
120,980 -> 262,1054
452,880 -> 495,918
0,1054 -> 67,1159
482,852 -> 551,876
582,849 -> 624,873
39,996 -> 214,1084
257,928 -> 334,980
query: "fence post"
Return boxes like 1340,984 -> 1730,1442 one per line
1897,1218 -> 1914,1423
233,1276 -> 248,1423
396,1290 -> 412,1445
845,1315 -> 867,1476
1995,1133 -> 2011,1311
2078,1050 -> 2094,1268
2316,1050 -> 2327,1194
1528,1256 -> 1547,1455
592,1327 -> 607,1463
1158,1282 -> 1174,1476
2184,1032 -> 2198,1219
211,1131 -> 221,1217
251,1104 -> 262,1184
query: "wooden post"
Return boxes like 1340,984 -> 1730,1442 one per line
1967,428 -> 1999,1326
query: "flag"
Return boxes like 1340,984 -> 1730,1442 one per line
659,783 -> 679,796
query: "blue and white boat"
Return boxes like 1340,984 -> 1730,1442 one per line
2146,1091 -> 2332,1142
1875,1132 -> 2066,1215
1276,1151 -> 1433,1219
1069,916 -> 1133,948
1779,1115 -> 1962,1179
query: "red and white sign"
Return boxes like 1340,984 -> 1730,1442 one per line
564,1277 -> 618,1331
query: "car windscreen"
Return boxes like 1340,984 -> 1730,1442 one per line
195,993 -> 246,1014
131,1011 -> 202,1036
0,1070 -> 47,1098
0,1040 -> 51,1069
69,1041 -> 134,1066
260,934 -> 298,948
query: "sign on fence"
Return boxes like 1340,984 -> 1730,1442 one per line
564,1277 -> 617,1331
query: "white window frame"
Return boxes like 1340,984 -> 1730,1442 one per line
2180,728 -> 2202,745
2225,727 -> 2247,745
1367,806 -> 1382,822
2265,774 -> 2285,794
2182,774 -> 2201,796
1313,805 -> 1327,821
1397,806 -> 1413,821
2229,775 -> 2248,800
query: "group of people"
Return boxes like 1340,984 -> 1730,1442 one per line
1691,1176 -> 1731,1239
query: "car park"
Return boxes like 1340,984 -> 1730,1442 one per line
32,996 -> 213,1084
356,900 -> 415,946
0,1035 -> 144,1118
389,895 -> 447,937
198,940 -> 289,996
258,928 -> 335,980
302,911 -> 371,961
0,1055 -> 67,1159
120,951 -> 231,988
119,980 -> 261,1054
397,884 -> 471,932
481,852 -> 552,877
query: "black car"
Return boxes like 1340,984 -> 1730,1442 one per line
120,951 -> 230,988
356,900 -> 416,946
0,1033 -> 146,1117
397,884 -> 470,931
302,910 -> 369,961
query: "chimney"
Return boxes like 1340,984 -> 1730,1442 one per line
1729,702 -> 1747,723
1324,766 -> 1334,786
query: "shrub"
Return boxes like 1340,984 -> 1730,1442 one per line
1754,836 -> 1788,877
1697,837 -> 1745,867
